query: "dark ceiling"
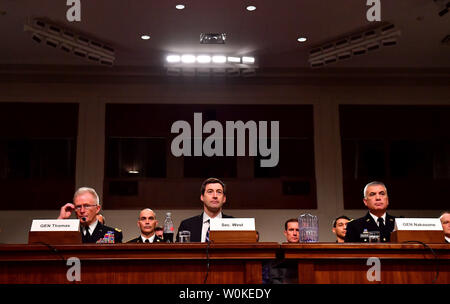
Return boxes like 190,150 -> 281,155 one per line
0,0 -> 449,73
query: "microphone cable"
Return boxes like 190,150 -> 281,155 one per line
404,240 -> 439,284
203,240 -> 211,284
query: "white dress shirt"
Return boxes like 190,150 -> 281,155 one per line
83,220 -> 98,236
141,234 -> 156,243
201,212 -> 222,242
369,212 -> 386,227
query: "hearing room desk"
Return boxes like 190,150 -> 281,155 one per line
282,243 -> 450,284
0,243 -> 279,284
1,243 -> 449,284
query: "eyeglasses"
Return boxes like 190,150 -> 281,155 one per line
74,204 -> 97,210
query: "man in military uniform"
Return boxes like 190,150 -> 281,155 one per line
58,187 -> 123,243
127,208 -> 163,243
345,181 -> 395,243
440,211 -> 450,243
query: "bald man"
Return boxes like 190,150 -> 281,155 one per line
127,208 -> 163,243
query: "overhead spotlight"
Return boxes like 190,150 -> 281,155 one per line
227,56 -> 241,63
175,4 -> 185,10
24,18 -> 115,66
164,53 -> 258,77
166,55 -> 181,63
212,55 -> 227,63
246,6 -> 256,11
181,54 -> 196,63
308,22 -> 400,68
196,55 -> 211,63
242,56 -> 255,64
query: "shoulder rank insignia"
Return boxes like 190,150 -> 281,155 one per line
115,228 -> 122,232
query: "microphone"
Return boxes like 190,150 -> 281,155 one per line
81,217 -> 87,222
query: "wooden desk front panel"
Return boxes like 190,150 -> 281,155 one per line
0,243 -> 277,284
283,243 -> 450,284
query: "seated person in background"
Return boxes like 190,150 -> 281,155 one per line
155,226 -> 164,241
176,177 -> 233,242
58,187 -> 122,243
127,208 -> 163,243
97,214 -> 105,225
440,211 -> 450,243
263,218 -> 299,284
345,181 -> 395,243
284,218 -> 299,243
332,215 -> 351,243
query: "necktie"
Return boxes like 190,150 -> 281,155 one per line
86,228 -> 91,238
205,220 -> 210,242
377,217 -> 385,229
145,239 -> 150,243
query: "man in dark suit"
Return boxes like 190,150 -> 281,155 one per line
176,177 -> 233,242
58,187 -> 123,243
127,208 -> 163,243
440,211 -> 450,243
345,181 -> 395,243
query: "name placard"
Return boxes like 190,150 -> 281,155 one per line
394,218 -> 443,231
210,218 -> 255,231
30,219 -> 80,232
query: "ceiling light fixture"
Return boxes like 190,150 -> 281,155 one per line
227,56 -> 241,63
181,54 -> 196,63
200,33 -> 226,44
141,35 -> 151,40
246,5 -> 256,11
166,55 -> 181,63
212,55 -> 227,63
297,37 -> 307,42
176,4 -> 185,10
242,56 -> 255,64
165,54 -> 257,77
308,22 -> 401,68
24,18 -> 115,66
196,55 -> 211,63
